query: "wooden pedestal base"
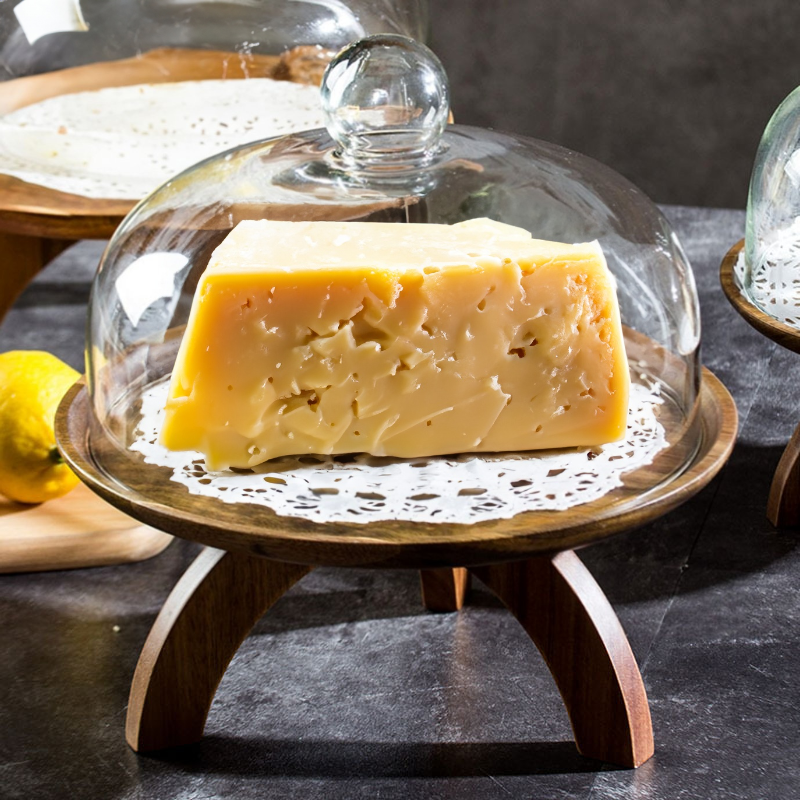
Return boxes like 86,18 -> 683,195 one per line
419,566 -> 469,611
126,550 -> 654,768
53,329 -> 734,772
0,231 -> 75,323
767,418 -> 800,528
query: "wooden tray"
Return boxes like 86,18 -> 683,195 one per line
720,239 -> 800,525
55,361 -> 737,569
0,48 -> 283,235
0,482 -> 171,574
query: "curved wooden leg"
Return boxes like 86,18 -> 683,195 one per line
0,232 -> 74,323
767,418 -> 800,528
419,567 -> 469,611
471,551 -> 654,767
126,547 -> 311,752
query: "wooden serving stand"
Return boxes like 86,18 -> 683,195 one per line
721,239 -> 800,527
0,46 -> 311,324
56,364 -> 737,768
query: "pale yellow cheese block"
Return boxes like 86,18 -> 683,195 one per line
161,218 -> 630,470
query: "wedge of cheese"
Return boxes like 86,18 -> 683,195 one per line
161,218 -> 630,470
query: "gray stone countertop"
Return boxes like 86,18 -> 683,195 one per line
0,206 -> 798,799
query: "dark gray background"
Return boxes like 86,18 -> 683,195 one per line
429,0 -> 799,208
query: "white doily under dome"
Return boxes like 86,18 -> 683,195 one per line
130,379 -> 668,525
55,35 -> 736,559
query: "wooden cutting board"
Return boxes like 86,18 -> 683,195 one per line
0,483 -> 171,573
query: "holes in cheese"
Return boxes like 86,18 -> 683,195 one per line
160,218 -> 630,470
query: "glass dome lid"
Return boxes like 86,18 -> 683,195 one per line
86,34 -> 703,512
743,85 -> 800,328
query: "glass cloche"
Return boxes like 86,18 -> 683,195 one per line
743,85 -> 800,328
0,0 -> 427,201
82,35 -> 704,526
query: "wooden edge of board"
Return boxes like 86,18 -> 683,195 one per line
0,482 -> 172,574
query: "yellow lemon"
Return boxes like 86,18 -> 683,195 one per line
0,350 -> 80,504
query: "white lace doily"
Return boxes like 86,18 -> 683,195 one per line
739,220 -> 800,328
0,78 -> 326,200
129,380 -> 668,525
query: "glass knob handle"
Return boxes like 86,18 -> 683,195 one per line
320,34 -> 450,172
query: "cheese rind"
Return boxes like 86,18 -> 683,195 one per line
161,218 -> 630,470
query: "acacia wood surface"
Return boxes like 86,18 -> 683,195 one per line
126,546 -> 311,752
56,356 -> 738,569
472,552 -> 654,767
419,567 -> 470,611
720,239 -> 800,527
0,177 -> 130,240
0,483 -> 172,573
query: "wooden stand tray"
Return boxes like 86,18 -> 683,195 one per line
721,239 -> 800,526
